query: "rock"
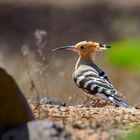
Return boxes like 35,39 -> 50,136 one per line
28,97 -> 67,107
0,67 -> 35,127
0,67 -> 72,140
40,97 -> 67,107
1,120 -> 72,140
135,103 -> 140,109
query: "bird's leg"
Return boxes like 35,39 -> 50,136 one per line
76,96 -> 91,108
91,98 -> 100,107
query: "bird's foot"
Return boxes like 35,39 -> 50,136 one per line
75,96 -> 91,108
76,103 -> 85,108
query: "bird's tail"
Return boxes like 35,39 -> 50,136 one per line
108,95 -> 132,108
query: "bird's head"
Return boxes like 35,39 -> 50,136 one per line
52,41 -> 111,60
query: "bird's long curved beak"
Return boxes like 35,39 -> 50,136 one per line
52,46 -> 74,52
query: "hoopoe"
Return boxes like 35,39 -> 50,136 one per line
52,41 -> 131,108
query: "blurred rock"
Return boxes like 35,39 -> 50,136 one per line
0,67 -> 72,140
28,97 -> 67,107
135,103 -> 140,109
40,97 -> 67,106
0,67 -> 35,127
1,120 -> 72,140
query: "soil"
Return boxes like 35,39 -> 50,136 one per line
30,102 -> 140,140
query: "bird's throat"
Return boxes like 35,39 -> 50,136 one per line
75,55 -> 94,70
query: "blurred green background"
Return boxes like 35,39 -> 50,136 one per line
108,38 -> 140,70
0,0 -> 140,106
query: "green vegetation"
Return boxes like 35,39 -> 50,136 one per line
118,129 -> 140,140
125,130 -> 140,140
108,38 -> 140,70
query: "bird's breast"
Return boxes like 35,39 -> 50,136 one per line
73,65 -> 98,88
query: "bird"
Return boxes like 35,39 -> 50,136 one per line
52,41 -> 132,108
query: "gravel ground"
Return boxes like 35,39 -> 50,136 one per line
30,103 -> 140,140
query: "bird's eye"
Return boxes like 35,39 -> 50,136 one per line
80,46 -> 85,49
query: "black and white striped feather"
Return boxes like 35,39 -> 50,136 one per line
73,64 -> 131,108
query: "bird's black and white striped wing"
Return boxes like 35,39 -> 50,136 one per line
73,66 -> 117,96
90,63 -> 111,82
